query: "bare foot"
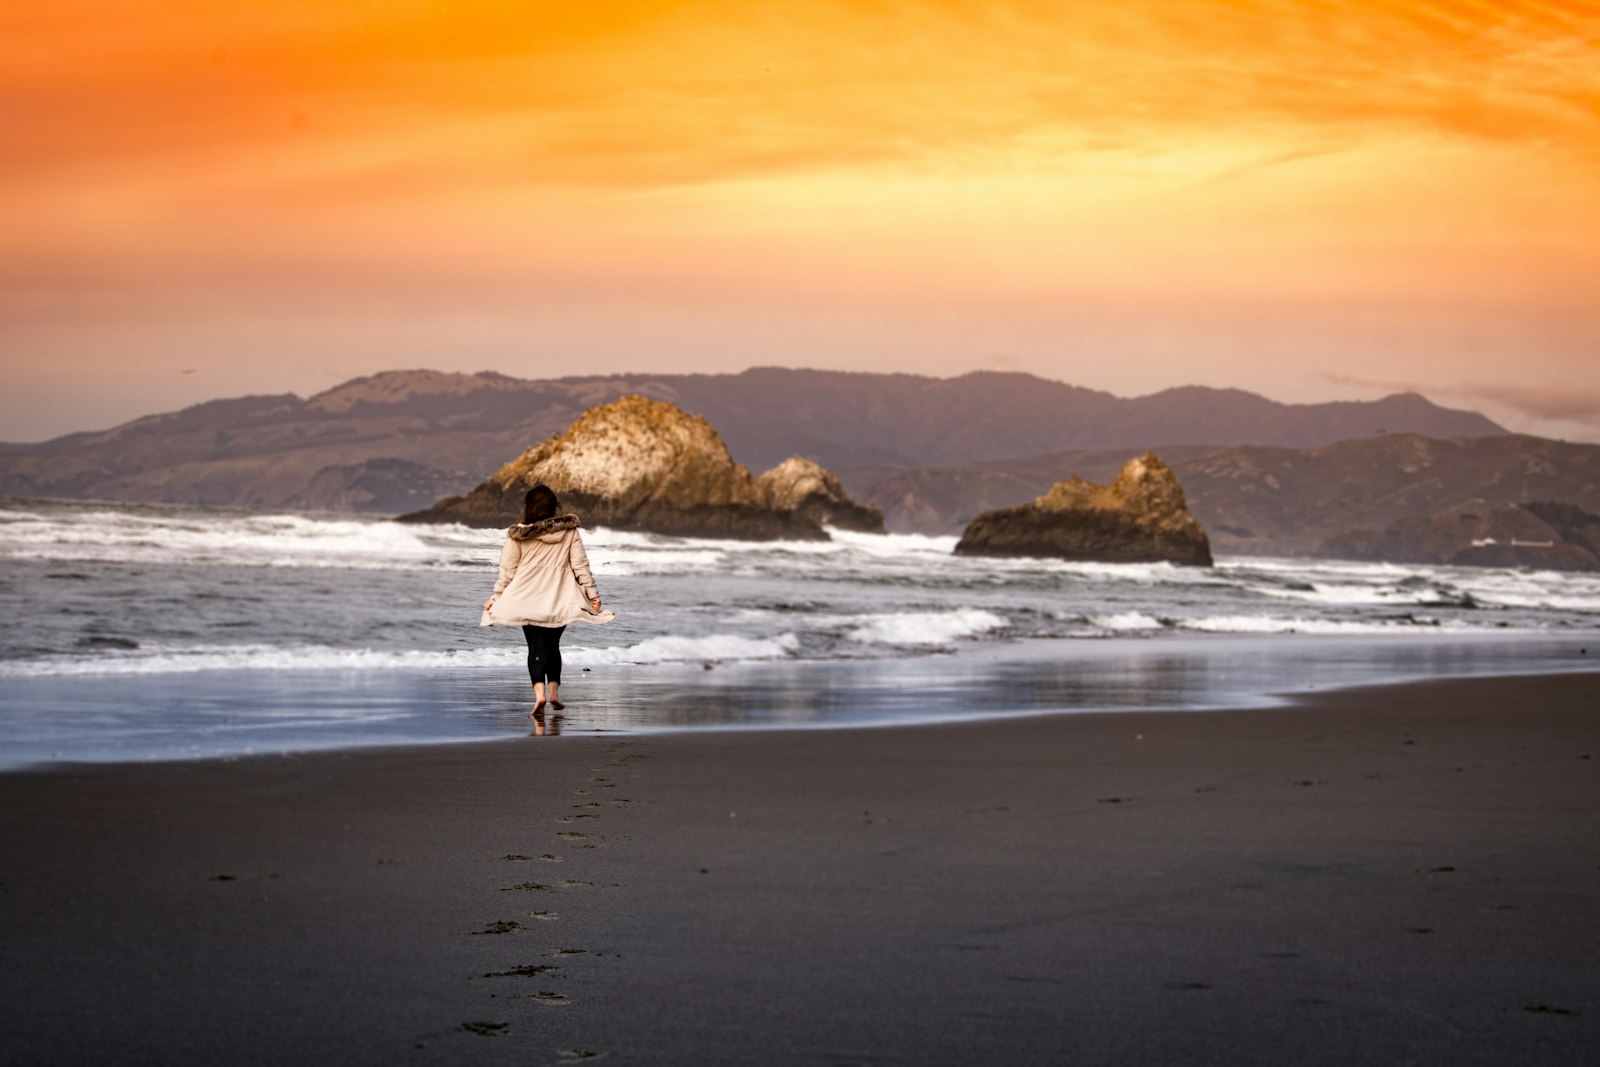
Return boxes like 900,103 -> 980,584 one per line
531,701 -> 546,717
549,699 -> 566,711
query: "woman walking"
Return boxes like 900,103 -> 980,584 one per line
482,484 -> 615,714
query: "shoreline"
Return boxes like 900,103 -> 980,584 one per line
3,672 -> 1597,1064
3,630 -> 1596,773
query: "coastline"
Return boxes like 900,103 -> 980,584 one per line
3,630 -> 1595,771
3,672 -> 1597,1064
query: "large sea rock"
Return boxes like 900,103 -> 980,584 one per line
756,457 -> 884,533
397,396 -> 877,540
953,452 -> 1213,566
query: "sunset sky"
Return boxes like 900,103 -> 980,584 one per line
2,0 -> 1596,442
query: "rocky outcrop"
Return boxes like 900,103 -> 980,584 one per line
953,452 -> 1213,566
397,396 -> 874,540
755,457 -> 884,533
1321,501 -> 1600,571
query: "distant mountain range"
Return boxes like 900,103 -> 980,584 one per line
11,365 -> 1588,561
0,367 -> 1503,517
843,434 -> 1600,557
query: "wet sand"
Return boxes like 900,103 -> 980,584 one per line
2,672 -> 1597,1065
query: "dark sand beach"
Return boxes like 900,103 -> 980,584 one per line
3,672 -> 1597,1065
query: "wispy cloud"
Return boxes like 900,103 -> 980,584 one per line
3,0 -> 1597,191
1458,382 -> 1600,425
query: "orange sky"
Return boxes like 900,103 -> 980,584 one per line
2,0 -> 1597,441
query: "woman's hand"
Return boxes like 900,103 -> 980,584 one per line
590,597 -> 602,612
483,598 -> 495,612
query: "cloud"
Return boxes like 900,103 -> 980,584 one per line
3,0 -> 1597,193
1458,381 -> 1600,424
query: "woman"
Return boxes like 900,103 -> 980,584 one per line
482,484 -> 616,714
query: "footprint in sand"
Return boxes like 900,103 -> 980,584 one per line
528,990 -> 569,1005
547,947 -> 587,957
472,920 -> 526,936
482,964 -> 560,978
557,831 -> 590,840
559,1048 -> 608,1060
500,881 -> 551,892
526,911 -> 559,921
460,1020 -> 508,1036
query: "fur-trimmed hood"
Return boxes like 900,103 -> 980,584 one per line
508,513 -> 581,542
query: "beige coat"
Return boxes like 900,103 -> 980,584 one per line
480,515 -> 617,628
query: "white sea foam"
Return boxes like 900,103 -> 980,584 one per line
0,631 -> 807,678
847,609 -> 1007,646
1175,615 -> 1473,635
568,632 -> 801,666
0,643 -> 523,678
0,507 -> 491,571
825,528 -> 960,556
1090,612 -> 1167,631
1252,581 -> 1466,607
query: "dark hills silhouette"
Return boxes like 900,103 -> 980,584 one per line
0,367 -> 1503,515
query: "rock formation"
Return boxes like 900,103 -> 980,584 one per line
397,396 -> 878,540
1321,501 -> 1600,571
755,457 -> 884,533
953,452 -> 1213,566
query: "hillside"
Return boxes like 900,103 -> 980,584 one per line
842,434 -> 1600,556
0,367 -> 1502,513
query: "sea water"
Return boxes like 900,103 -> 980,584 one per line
1,497 -> 1596,768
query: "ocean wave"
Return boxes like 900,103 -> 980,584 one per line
0,643 -> 522,678
569,633 -> 801,666
824,528 -> 961,556
847,609 -> 1008,646
0,631 -> 808,678
1173,614 -> 1474,635
1089,611 -> 1167,631
0,507 -> 493,571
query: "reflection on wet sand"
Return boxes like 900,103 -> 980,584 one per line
536,633 -> 1597,735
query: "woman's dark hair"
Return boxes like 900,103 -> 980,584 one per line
520,484 -> 560,525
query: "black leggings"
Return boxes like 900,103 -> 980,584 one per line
521,625 -> 566,687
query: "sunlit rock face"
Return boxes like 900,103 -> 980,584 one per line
400,396 -> 841,540
756,457 -> 884,534
954,452 -> 1213,566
